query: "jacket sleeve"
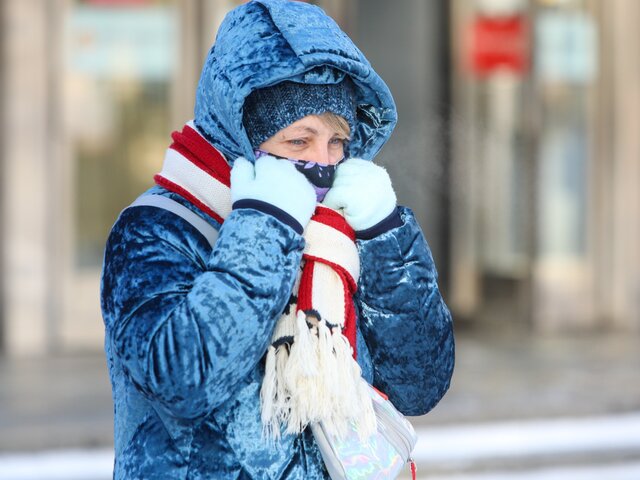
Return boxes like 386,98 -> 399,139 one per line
355,207 -> 455,416
100,205 -> 304,420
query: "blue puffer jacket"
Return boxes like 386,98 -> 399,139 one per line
101,1 -> 454,479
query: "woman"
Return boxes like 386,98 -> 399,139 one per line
101,1 -> 454,478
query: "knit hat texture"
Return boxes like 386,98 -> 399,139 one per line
243,80 -> 356,148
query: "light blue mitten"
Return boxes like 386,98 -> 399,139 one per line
322,158 -> 397,231
231,156 -> 317,229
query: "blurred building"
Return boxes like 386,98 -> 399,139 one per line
0,0 -> 638,357
449,0 -> 640,332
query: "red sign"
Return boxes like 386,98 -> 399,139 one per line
468,15 -> 529,76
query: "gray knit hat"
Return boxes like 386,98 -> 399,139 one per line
242,80 -> 356,148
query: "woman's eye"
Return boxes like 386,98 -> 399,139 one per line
329,137 -> 347,146
287,138 -> 307,146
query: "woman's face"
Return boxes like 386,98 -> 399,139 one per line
258,114 -> 348,165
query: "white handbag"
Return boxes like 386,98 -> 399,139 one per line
311,381 -> 418,480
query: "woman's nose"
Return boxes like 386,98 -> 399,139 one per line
310,145 -> 343,165
308,144 -> 332,165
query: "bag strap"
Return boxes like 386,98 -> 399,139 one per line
128,194 -> 219,249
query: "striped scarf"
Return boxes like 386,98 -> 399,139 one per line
155,122 -> 375,439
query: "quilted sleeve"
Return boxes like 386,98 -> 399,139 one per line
101,206 -> 304,420
355,207 -> 455,416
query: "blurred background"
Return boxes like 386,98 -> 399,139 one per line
1,0 -> 639,478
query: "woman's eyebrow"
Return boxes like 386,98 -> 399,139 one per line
289,126 -> 319,135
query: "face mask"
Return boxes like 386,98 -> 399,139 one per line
254,149 -> 344,202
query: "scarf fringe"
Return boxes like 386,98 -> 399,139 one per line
261,311 -> 377,441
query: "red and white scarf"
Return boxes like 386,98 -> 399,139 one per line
155,122 -> 375,439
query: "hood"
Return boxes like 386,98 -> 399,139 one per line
193,0 -> 397,163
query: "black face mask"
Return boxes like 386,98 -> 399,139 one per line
254,150 -> 344,202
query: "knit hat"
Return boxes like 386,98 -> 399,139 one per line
243,80 -> 356,148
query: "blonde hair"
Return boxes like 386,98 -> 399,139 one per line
319,112 -> 351,140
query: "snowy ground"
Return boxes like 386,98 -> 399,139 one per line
408,411 -> 640,479
416,411 -> 640,465
2,412 -> 640,480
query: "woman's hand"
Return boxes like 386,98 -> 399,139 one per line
322,158 -> 397,232
231,156 -> 316,230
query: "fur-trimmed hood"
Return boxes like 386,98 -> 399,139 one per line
193,0 -> 397,163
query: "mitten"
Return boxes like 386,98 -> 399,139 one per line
322,158 -> 397,232
231,156 -> 316,231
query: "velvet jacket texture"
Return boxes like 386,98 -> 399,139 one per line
101,1 -> 455,478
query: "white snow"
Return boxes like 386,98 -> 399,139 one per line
413,412 -> 640,464
0,449 -> 113,480
2,412 -> 640,480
